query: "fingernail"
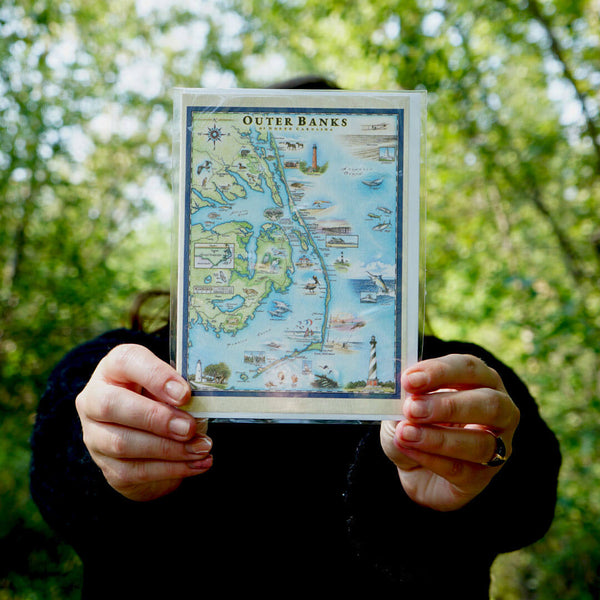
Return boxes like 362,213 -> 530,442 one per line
407,398 -> 430,419
400,424 -> 422,443
185,437 -> 213,454
406,371 -> 428,390
165,380 -> 188,403
188,456 -> 213,470
169,417 -> 192,437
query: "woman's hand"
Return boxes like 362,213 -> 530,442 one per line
76,344 -> 213,502
380,354 -> 520,512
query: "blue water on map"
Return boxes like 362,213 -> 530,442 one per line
188,121 -> 401,392
212,295 -> 245,313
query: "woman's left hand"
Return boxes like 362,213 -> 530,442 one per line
380,354 -> 520,512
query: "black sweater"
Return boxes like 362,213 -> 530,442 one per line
30,329 -> 560,598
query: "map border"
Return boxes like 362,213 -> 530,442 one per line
172,89 -> 424,421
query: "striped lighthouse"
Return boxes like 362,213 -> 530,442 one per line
367,335 -> 379,387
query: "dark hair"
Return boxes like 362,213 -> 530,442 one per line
267,75 -> 340,90
131,75 -> 340,332
130,289 -> 170,333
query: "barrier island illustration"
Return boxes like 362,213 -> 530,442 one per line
183,107 -> 403,397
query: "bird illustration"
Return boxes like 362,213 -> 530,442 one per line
197,160 -> 211,175
305,275 -> 319,293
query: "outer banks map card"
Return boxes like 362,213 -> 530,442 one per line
172,88 -> 424,420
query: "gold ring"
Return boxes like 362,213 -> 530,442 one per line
481,430 -> 508,467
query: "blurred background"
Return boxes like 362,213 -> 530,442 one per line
1,0 -> 599,597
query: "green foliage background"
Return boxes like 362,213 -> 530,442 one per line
1,0 -> 599,597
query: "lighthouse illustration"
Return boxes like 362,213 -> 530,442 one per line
299,143 -> 326,175
366,335 -> 379,387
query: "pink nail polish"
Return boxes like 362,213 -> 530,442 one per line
185,437 -> 212,454
188,456 -> 213,470
169,417 -> 191,437
408,399 -> 430,418
401,424 -> 422,442
165,380 -> 187,403
406,371 -> 428,390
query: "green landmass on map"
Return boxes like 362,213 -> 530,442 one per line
289,228 -> 310,251
190,119 -> 284,209
189,220 -> 294,335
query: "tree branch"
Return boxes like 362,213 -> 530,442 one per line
525,0 -> 600,167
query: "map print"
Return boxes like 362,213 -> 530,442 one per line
182,106 -> 403,403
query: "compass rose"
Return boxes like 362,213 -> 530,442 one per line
205,123 -> 224,148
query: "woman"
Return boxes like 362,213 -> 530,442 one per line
30,78 -> 560,598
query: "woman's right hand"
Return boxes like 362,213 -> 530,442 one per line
75,344 -> 213,502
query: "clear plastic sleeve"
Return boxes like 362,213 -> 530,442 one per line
170,87 -> 426,422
